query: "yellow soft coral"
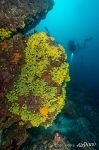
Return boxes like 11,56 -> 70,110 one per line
6,32 -> 70,128
50,63 -> 70,85
47,46 -> 62,60
0,28 -> 12,40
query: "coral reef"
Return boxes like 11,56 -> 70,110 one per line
6,32 -> 70,128
0,0 -> 54,36
0,34 -> 26,98
22,132 -> 71,150
0,26 -> 26,150
1,122 -> 27,150
0,31 -> 70,148
0,0 -> 71,149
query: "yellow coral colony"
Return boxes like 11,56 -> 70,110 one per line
6,32 -> 70,128
0,28 -> 12,40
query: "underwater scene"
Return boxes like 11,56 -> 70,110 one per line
0,0 -> 99,149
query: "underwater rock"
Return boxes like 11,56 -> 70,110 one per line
22,132 -> 71,150
0,36 -> 25,94
52,132 -> 70,150
0,29 -> 70,148
0,33 -> 26,132
1,122 -> 27,150
0,0 -> 54,39
5,32 -> 70,128
0,0 -> 73,149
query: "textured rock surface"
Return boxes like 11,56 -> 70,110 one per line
0,0 -> 54,35
1,122 -> 27,150
0,0 -> 55,149
21,132 -> 71,150
0,34 -> 26,134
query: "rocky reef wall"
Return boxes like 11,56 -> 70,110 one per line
0,0 -> 54,35
0,1 -> 58,149
0,1 -> 71,150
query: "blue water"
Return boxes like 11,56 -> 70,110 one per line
25,1 -> 99,149
27,0 -> 99,96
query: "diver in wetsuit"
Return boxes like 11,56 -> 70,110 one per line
68,40 -> 77,53
68,37 -> 93,54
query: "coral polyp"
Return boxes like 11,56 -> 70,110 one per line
39,107 -> 49,116
6,32 -> 70,128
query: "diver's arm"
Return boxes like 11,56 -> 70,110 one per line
83,37 -> 93,49
77,37 -> 93,51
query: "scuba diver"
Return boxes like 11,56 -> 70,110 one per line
68,37 -> 93,54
